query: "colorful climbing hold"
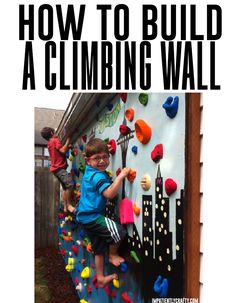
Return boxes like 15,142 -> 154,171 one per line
119,124 -> 131,135
162,96 -> 179,118
72,245 -> 78,255
120,198 -> 134,224
121,291 -> 134,303
113,278 -> 120,288
165,178 -> 177,196
82,135 -> 87,143
106,170 -> 113,178
140,174 -> 152,191
118,93 -> 128,103
153,275 -> 169,297
92,274 -> 98,288
135,119 -> 152,144
138,93 -> 148,106
127,169 -> 137,182
116,168 -> 121,176
125,107 -> 135,121
68,257 -> 75,265
86,242 -> 93,253
131,145 -> 138,155
130,250 -> 140,263
79,229 -> 85,239
133,203 -> 140,216
86,285 -> 92,294
151,144 -> 163,162
108,139 -> 117,155
65,264 -> 74,272
120,262 -> 128,273
76,282 -> 83,292
81,266 -> 90,279
60,249 -> 66,257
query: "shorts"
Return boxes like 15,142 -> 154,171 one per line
53,168 -> 74,190
82,216 -> 127,255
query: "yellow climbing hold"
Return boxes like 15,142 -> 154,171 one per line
80,299 -> 89,303
68,231 -> 72,237
65,264 -> 74,272
68,258 -> 75,265
81,266 -> 90,279
107,170 -> 113,178
113,278 -> 120,288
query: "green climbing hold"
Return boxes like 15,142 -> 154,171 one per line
130,250 -> 140,263
79,161 -> 86,173
138,93 -> 148,106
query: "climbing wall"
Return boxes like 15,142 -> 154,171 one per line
59,93 -> 186,302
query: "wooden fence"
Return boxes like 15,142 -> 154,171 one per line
35,167 -> 60,248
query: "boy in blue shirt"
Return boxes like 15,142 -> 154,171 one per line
76,138 -> 131,287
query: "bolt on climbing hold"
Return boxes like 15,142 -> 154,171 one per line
81,266 -> 90,279
113,278 -> 120,288
76,282 -> 83,292
127,169 -> 137,182
121,291 -> 134,303
120,262 -> 128,272
130,250 -> 140,263
133,203 -> 140,216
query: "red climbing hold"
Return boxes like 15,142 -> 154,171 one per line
121,291 -> 133,303
71,245 -> 78,256
108,139 -> 116,155
118,93 -> 128,103
151,144 -> 163,162
92,275 -> 98,289
119,125 -> 131,135
127,169 -> 136,182
86,285 -> 92,294
165,178 -> 177,196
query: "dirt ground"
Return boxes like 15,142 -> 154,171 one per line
35,247 -> 79,303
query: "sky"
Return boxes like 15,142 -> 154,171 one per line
33,91 -> 73,110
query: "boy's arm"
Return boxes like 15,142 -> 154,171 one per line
103,168 -> 131,199
59,137 -> 72,154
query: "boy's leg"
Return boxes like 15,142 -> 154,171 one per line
54,169 -> 75,213
109,242 -> 125,266
65,187 -> 75,213
61,190 -> 67,212
95,254 -> 118,287
86,216 -> 126,267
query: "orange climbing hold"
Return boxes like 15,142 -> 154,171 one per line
135,119 -> 152,144
86,242 -> 93,253
133,203 -> 140,216
125,107 -> 135,121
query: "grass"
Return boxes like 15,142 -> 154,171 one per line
35,257 -> 52,303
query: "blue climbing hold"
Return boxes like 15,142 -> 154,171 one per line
79,229 -> 85,239
153,275 -> 169,298
131,145 -> 138,155
120,262 -> 128,273
162,96 -> 179,118
72,165 -> 80,178
79,144 -> 84,151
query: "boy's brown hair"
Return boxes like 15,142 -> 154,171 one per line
41,127 -> 55,141
84,138 -> 109,157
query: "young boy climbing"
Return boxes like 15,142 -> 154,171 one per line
41,127 -> 75,213
76,138 -> 131,287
